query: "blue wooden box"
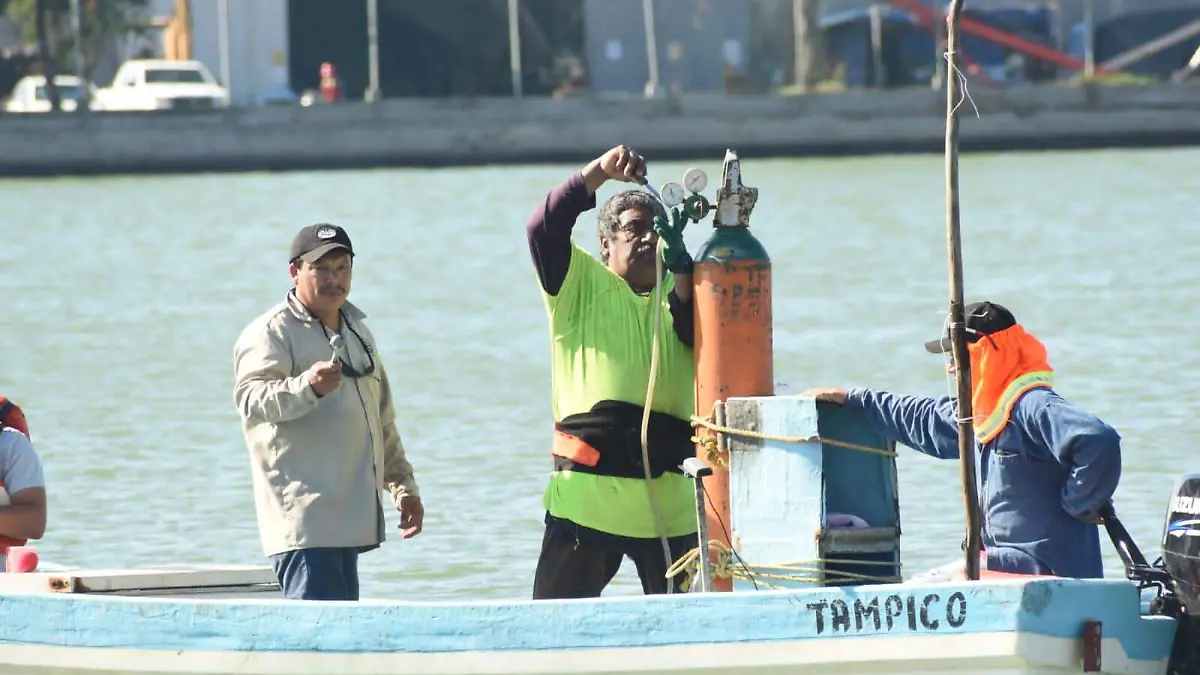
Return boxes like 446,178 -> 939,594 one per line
724,395 -> 901,590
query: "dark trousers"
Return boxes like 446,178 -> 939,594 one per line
270,547 -> 360,601
532,519 -> 695,600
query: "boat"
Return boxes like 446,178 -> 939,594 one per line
0,450 -> 1196,674
2,285 -> 1197,675
2,44 -> 1198,673
0,561 -> 1189,674
0,412 -> 1195,675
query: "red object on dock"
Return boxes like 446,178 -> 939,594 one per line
6,546 -> 38,574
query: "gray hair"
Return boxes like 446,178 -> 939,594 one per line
596,190 -> 668,261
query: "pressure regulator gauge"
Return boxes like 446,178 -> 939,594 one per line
682,167 -> 708,194
659,181 -> 687,208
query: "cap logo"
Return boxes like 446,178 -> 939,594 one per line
316,227 -> 337,239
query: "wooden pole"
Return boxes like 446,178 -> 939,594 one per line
943,0 -> 982,583
34,0 -> 61,112
1082,0 -> 1095,79
217,0 -> 231,99
932,0 -> 945,91
641,0 -> 660,97
176,0 -> 191,60
365,0 -> 380,102
793,0 -> 824,91
69,0 -> 83,82
507,0 -> 523,97
868,4 -> 884,88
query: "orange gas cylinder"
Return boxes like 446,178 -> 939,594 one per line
692,151 -> 772,592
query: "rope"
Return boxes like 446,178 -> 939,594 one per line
689,407 -> 896,470
943,51 -> 981,118
666,540 -> 903,591
639,236 -> 673,593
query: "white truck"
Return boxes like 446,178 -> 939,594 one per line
92,59 -> 230,112
3,75 -> 91,113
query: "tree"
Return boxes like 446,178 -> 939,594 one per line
5,0 -> 149,94
31,0 -> 62,111
793,0 -> 825,92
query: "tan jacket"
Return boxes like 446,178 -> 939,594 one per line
233,291 -> 419,557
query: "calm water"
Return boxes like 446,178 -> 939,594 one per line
1,146 -> 1196,600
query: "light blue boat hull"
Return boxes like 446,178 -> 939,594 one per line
0,570 -> 1178,674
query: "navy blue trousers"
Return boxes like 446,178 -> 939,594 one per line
270,547 -> 360,601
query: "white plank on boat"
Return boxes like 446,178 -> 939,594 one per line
0,563 -> 277,594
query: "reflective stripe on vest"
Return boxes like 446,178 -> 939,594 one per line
974,371 -> 1054,443
552,429 -> 601,467
550,400 -> 693,480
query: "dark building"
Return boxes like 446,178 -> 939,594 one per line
583,0 -> 751,95
288,0 -> 585,99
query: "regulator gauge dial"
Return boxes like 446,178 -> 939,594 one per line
682,168 -> 708,194
659,181 -> 687,208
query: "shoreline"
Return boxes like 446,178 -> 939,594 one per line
1,82 -> 1198,178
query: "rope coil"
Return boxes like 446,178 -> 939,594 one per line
667,539 -> 903,591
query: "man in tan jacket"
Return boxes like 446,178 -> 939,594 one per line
233,223 -> 423,601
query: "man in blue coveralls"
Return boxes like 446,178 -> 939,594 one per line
802,301 -> 1123,579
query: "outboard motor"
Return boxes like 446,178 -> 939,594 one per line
1162,473 -> 1200,675
1163,472 -> 1200,617
1101,473 -> 1200,675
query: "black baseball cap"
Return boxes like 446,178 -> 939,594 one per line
924,301 -> 1017,354
289,224 -> 354,264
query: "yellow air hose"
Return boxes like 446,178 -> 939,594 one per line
639,233 -> 674,593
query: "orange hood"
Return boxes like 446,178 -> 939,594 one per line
967,324 -> 1054,443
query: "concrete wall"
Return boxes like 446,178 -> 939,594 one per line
1,83 -> 1198,177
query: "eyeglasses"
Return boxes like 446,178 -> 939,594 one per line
615,223 -> 655,242
321,315 -> 376,378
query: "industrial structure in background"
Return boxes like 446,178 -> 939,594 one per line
141,0 -> 290,106
2,0 -> 1199,110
